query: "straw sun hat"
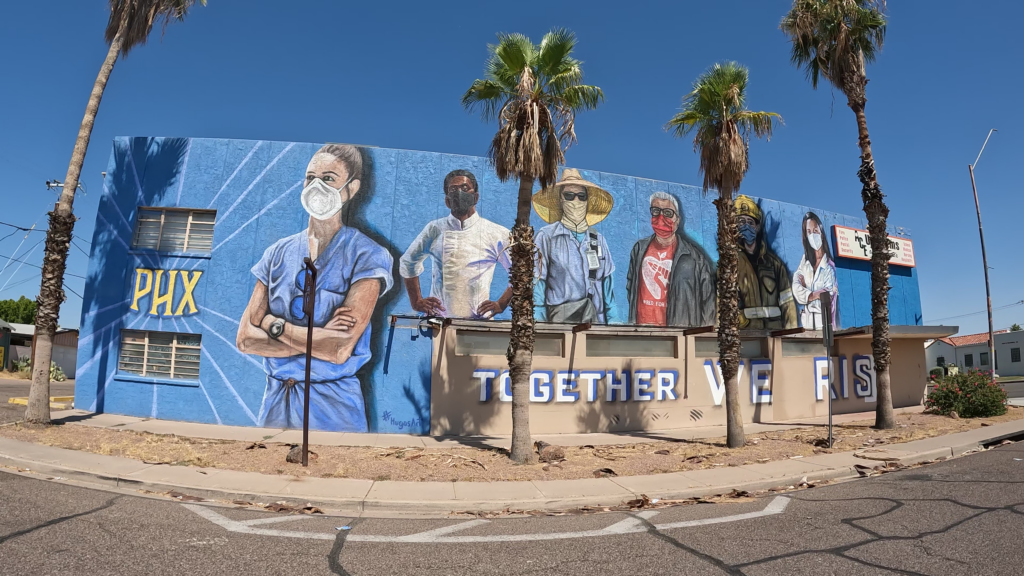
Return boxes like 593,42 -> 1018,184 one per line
532,168 -> 614,226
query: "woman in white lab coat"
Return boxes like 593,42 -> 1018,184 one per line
792,212 -> 839,329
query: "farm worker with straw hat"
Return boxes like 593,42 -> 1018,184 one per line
532,168 -> 618,324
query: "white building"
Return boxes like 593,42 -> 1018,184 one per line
925,329 -> 1024,377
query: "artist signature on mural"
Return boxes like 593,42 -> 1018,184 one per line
381,411 -> 423,430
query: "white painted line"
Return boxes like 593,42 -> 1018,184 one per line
183,496 -> 790,544
183,505 -> 335,541
241,515 -> 317,527
393,520 -> 491,542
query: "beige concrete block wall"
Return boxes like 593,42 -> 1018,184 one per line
430,325 -> 929,436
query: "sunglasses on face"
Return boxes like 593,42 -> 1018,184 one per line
445,184 -> 477,195
650,207 -> 677,219
562,191 -> 589,201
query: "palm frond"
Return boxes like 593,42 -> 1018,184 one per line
463,27 -> 602,183
106,0 -> 206,57
537,28 -> 577,77
734,111 -> 783,140
667,61 -> 780,194
461,79 -> 510,121
491,33 -> 535,77
780,0 -> 887,94
560,84 -> 604,112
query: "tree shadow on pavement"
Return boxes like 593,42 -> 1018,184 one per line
0,495 -> 120,546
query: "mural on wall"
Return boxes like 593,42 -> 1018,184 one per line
399,169 -> 512,320
75,136 -> 922,434
793,212 -> 839,330
735,195 -> 798,330
235,144 -> 394,432
626,192 -> 716,327
533,169 -> 618,324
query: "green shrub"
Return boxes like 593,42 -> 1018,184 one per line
929,367 -> 945,380
49,362 -> 65,382
12,358 -> 30,373
926,369 -> 1007,418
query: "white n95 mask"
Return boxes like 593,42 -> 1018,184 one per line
808,232 -> 823,251
301,176 -> 353,220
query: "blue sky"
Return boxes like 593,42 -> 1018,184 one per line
0,0 -> 1020,334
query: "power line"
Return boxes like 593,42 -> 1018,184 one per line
0,221 -> 43,233
0,273 -> 40,292
0,251 -> 86,280
70,238 -> 90,257
927,300 -> 1024,323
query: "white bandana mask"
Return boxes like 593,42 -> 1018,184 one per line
561,200 -> 590,233
301,176 -> 353,221
808,232 -> 823,251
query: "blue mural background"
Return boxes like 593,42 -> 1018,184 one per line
73,136 -> 922,433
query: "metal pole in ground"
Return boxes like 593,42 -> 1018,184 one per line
821,292 -> 835,448
301,257 -> 318,467
969,129 -> 997,375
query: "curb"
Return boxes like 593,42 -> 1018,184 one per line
1,423 -> 1021,517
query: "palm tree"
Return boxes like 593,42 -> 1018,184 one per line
666,62 -> 781,448
462,29 -> 603,463
26,0 -> 206,425
780,0 -> 895,429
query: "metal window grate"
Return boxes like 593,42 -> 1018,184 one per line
131,208 -> 216,254
118,330 -> 202,380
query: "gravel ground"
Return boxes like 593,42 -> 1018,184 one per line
1,407 -> 1021,482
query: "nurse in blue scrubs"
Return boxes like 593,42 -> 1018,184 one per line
236,144 -> 393,432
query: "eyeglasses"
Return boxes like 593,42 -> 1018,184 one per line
445,184 -> 477,195
562,191 -> 589,201
650,206 -> 677,219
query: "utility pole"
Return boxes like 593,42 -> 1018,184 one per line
968,129 -> 997,374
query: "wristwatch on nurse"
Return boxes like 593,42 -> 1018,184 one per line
267,317 -> 286,340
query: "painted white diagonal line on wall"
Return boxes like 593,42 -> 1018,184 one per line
209,180 -> 303,256
217,143 -> 295,224
208,141 -> 263,209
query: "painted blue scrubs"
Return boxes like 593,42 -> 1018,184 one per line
252,226 -> 393,432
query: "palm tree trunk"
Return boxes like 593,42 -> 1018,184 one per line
848,94 -> 894,431
507,176 -> 536,463
715,190 -> 745,448
26,20 -> 127,424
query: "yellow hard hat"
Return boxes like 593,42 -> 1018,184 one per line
734,195 -> 762,221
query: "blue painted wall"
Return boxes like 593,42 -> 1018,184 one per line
74,136 -> 922,432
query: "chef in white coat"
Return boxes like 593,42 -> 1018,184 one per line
399,169 -> 512,319
792,211 -> 839,330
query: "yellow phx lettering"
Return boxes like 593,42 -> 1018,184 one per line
129,268 -> 204,317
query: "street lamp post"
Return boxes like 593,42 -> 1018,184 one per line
968,128 -> 997,375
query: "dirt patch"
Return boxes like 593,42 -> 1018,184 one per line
2,408 -> 1022,482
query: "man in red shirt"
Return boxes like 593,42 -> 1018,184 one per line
626,192 -> 716,327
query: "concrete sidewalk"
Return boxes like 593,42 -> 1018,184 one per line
2,414 -> 1020,518
43,406 -> 925,449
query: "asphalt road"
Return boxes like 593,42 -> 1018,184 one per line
0,377 -> 75,425
3,441 -> 1024,575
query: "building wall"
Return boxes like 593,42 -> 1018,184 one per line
996,332 -> 1024,377
74,136 -> 924,433
925,340 -> 955,371
952,343 -> 991,371
432,328 -> 927,435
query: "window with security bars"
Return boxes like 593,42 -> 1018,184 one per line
118,330 -> 202,380
131,208 -> 216,253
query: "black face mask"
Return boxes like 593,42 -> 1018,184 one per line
447,191 -> 478,217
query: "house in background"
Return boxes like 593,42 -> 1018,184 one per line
3,322 -> 79,378
925,329 -> 1024,377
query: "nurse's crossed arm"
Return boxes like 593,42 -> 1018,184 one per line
237,278 -> 381,365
